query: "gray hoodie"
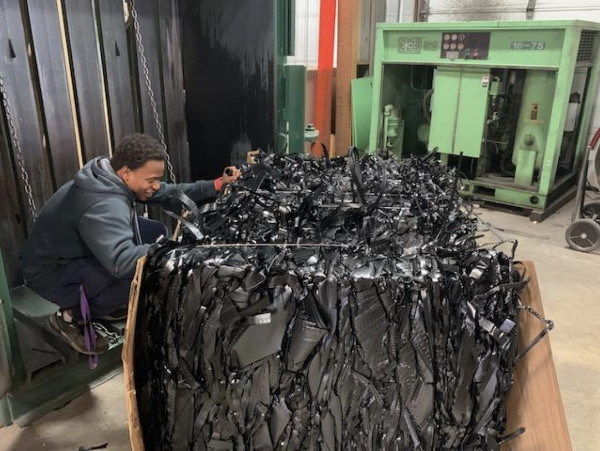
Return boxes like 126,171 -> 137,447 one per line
21,157 -> 216,280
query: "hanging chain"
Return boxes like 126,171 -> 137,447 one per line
0,71 -> 38,220
129,0 -> 177,184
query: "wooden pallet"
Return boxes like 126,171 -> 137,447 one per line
123,260 -> 571,450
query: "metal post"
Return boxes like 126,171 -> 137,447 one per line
538,29 -> 580,195
368,26 -> 385,154
285,65 -> 307,154
0,250 -> 23,394
0,397 -> 12,427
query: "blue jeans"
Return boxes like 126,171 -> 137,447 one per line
29,217 -> 167,319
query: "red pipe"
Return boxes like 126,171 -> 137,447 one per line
313,0 -> 337,157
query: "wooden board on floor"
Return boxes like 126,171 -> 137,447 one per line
123,260 -> 571,450
503,261 -> 572,450
123,257 -> 146,451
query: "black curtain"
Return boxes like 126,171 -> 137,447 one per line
179,0 -> 276,180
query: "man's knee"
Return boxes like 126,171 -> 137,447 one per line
138,217 -> 168,244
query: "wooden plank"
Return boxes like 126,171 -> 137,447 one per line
97,0 -> 136,147
131,0 -> 166,144
335,0 -> 359,157
503,261 -> 572,451
27,0 -> 79,187
123,257 -> 146,451
0,116 -> 26,287
158,0 -> 190,182
0,0 -> 54,225
63,0 -> 111,161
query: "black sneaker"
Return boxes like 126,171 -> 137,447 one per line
47,311 -> 109,355
100,306 -> 128,322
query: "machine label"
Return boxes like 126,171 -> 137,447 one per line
511,41 -> 546,50
423,40 -> 438,51
398,37 -> 422,54
481,75 -> 490,88
530,103 -> 539,120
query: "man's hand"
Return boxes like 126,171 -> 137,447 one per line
222,166 -> 241,186
247,150 -> 260,165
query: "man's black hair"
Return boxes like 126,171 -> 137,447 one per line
111,133 -> 166,171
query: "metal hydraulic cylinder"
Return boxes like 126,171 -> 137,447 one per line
512,70 -> 556,186
383,104 -> 405,156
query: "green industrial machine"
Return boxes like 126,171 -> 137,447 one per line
361,20 -> 600,220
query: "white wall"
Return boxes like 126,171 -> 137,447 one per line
289,0 -> 321,66
289,0 -> 338,68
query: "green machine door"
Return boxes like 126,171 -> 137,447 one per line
429,67 -> 490,158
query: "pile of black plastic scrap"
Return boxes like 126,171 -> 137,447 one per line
134,154 -> 526,451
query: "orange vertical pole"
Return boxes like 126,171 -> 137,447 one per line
313,0 -> 337,157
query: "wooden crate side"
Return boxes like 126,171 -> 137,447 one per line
503,261 -> 572,450
122,257 -> 146,451
124,259 -> 571,451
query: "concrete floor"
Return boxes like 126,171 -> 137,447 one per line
1,200 -> 599,451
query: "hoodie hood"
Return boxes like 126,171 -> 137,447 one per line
74,157 -> 134,201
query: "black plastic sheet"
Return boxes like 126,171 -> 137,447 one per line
134,154 -> 525,450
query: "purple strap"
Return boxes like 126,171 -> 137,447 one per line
79,285 -> 99,369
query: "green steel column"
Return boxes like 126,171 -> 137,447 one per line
284,65 -> 306,154
368,27 -> 385,155
0,397 -> 12,427
275,0 -> 294,154
351,77 -> 373,151
538,28 -> 580,194
0,251 -> 22,383
0,249 -> 23,426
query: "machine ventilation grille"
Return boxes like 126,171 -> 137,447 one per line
577,31 -> 597,62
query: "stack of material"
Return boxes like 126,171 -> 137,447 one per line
133,154 -> 525,450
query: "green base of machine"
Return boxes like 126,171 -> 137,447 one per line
0,277 -> 124,428
461,175 -> 577,221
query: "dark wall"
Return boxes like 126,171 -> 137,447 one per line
0,0 -> 189,287
179,0 -> 277,180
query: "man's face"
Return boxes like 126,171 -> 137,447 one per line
117,160 -> 164,202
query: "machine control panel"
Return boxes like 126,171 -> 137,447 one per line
441,32 -> 491,60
